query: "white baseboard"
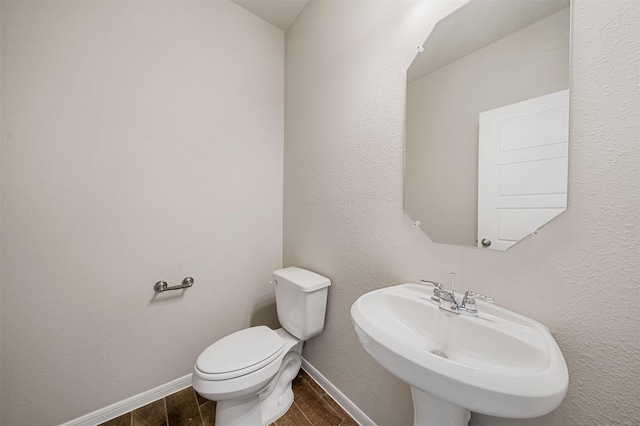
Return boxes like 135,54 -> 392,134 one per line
59,374 -> 193,426
301,358 -> 376,426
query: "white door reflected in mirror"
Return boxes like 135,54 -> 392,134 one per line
477,89 -> 569,250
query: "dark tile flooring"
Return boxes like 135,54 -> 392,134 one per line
99,369 -> 358,426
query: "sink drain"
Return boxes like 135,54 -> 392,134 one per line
430,350 -> 449,359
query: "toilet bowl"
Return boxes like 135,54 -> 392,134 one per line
192,267 -> 331,426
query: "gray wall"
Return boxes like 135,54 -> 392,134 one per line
285,1 -> 639,425
405,8 -> 569,246
0,1 -> 283,424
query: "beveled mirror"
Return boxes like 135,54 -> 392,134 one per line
404,0 -> 571,251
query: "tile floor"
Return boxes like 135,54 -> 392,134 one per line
99,369 -> 358,426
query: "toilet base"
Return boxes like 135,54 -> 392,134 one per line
215,385 -> 295,426
216,395 -> 264,426
260,350 -> 300,424
214,342 -> 302,426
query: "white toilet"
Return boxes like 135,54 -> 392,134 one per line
192,267 -> 331,426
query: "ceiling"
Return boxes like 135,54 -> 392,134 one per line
230,0 -> 310,31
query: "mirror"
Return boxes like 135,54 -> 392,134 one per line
404,0 -> 571,251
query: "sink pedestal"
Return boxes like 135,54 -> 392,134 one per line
411,387 -> 470,426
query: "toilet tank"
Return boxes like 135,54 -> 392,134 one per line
274,267 -> 331,340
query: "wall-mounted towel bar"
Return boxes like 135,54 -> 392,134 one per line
154,277 -> 194,293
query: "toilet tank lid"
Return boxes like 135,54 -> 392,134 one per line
274,267 -> 331,292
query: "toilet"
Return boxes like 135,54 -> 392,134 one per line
192,267 -> 331,426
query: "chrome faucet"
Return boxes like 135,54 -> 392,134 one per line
420,274 -> 494,316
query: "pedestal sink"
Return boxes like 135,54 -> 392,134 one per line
351,284 -> 568,426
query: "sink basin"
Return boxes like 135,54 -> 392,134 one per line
351,283 -> 568,424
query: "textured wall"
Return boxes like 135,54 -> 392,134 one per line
285,1 -> 640,425
1,2 -> 283,424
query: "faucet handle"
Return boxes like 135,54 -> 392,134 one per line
463,290 -> 495,304
459,290 -> 494,315
420,279 -> 443,290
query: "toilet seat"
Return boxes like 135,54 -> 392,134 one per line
196,326 -> 284,381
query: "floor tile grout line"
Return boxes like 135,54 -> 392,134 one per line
294,400 -> 314,426
163,397 -> 169,426
300,375 -> 345,423
191,387 -> 205,426
301,375 -> 327,397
